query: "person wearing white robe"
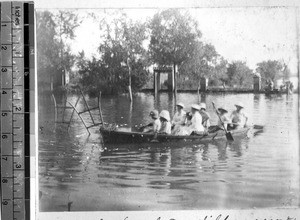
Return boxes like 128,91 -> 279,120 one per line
159,110 -> 172,134
171,102 -> 186,134
199,103 -> 210,130
229,102 -> 248,130
142,110 -> 161,133
175,104 -> 204,135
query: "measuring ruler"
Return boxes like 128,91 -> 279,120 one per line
1,2 -> 34,220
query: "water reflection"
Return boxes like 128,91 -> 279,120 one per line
39,92 -> 299,211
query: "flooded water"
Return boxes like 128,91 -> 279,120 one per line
38,92 -> 299,211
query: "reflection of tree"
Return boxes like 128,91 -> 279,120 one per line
39,130 -> 85,193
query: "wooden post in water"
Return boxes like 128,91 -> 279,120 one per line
51,93 -> 57,123
80,89 -> 95,124
98,92 -> 104,125
67,96 -> 81,130
67,101 -> 90,135
127,57 -> 133,102
200,77 -> 208,92
154,70 -> 159,96
61,93 -> 67,123
197,81 -> 201,104
172,63 -> 177,93
253,75 -> 261,93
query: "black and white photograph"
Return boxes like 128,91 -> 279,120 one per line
36,0 -> 299,216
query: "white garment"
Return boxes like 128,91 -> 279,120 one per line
159,121 -> 171,134
190,111 -> 204,132
218,114 -> 231,129
153,118 -> 161,132
230,110 -> 248,128
200,110 -> 210,128
172,110 -> 186,126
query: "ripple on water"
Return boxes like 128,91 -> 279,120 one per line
39,93 -> 299,211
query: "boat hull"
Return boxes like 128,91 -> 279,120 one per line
100,126 -> 252,144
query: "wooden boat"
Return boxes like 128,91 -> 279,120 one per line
100,125 -> 264,144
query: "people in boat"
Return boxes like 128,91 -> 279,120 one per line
185,112 -> 192,126
199,103 -> 210,130
228,102 -> 248,130
218,107 -> 231,129
142,110 -> 161,133
189,104 -> 205,135
159,110 -> 172,134
172,102 -> 186,127
174,104 -> 205,135
208,107 -> 231,133
171,102 -> 186,134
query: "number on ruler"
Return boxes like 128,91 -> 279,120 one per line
2,178 -> 8,183
2,135 -> 8,139
2,201 -> 8,206
2,90 -> 7,94
15,164 -> 22,169
15,106 -> 22,111
1,45 -> 7,50
2,113 -> 8,116
1,67 -> 7,72
2,157 -> 8,161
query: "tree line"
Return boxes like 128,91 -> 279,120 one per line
36,9 -> 291,95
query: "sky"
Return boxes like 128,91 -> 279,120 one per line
35,0 -> 300,75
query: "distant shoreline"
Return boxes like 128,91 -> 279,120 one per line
141,88 -> 298,94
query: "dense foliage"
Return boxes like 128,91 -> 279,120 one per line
37,9 -> 292,94
37,11 -> 80,92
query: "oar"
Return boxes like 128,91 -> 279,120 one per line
138,123 -> 153,131
150,132 -> 159,142
212,102 -> 234,141
253,124 -> 264,130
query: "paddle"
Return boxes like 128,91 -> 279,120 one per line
212,102 -> 234,141
150,132 -> 159,142
138,123 -> 153,132
138,122 -> 159,142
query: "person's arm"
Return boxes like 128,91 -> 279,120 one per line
160,122 -> 171,134
180,114 -> 186,125
206,119 -> 210,128
153,121 -> 159,133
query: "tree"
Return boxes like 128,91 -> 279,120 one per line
226,61 -> 253,88
148,9 -> 202,91
178,42 -> 228,87
208,57 -> 228,87
256,60 -> 283,84
77,11 -> 150,95
36,11 -> 60,91
36,10 -> 80,92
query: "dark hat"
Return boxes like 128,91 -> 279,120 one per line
218,107 -> 228,113
149,110 -> 159,119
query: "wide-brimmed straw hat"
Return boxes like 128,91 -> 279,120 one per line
218,107 -> 228,113
159,110 -> 171,121
149,110 -> 159,119
176,102 -> 185,109
199,103 -> 206,110
235,102 -> 244,108
191,104 -> 201,111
